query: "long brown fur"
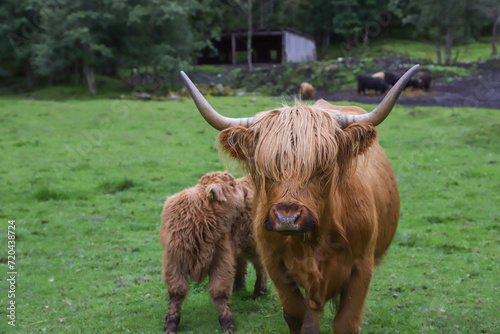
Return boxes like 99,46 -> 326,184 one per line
160,172 -> 267,334
218,100 -> 400,334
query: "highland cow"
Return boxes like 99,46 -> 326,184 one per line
181,64 -> 419,333
300,82 -> 315,100
160,172 -> 266,334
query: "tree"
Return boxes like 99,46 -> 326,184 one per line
216,0 -> 255,72
390,0 -> 457,65
331,0 -> 391,57
0,0 -> 226,94
0,0 -> 39,87
493,7 -> 500,55
473,0 -> 500,56
390,0 -> 493,65
247,0 -> 253,72
270,0 -> 391,51
105,0 -> 225,92
275,0 -> 336,47
25,0 -> 118,93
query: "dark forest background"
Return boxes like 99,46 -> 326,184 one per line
1,0 -> 499,94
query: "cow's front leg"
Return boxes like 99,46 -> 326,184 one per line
209,238 -> 236,333
267,261 -> 307,334
334,257 -> 374,334
302,296 -> 320,334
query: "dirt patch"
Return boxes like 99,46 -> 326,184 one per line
317,60 -> 500,109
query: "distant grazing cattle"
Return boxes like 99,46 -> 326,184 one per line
416,71 -> 432,91
385,72 -> 423,90
357,75 -> 388,95
181,65 -> 419,333
160,172 -> 266,334
384,72 -> 402,86
406,76 -> 421,89
372,71 -> 385,79
300,82 -> 315,100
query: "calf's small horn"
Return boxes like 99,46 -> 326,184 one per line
336,64 -> 420,128
180,71 -> 256,131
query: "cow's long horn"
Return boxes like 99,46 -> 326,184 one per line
180,71 -> 256,131
336,64 -> 420,128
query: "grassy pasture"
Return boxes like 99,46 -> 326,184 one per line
0,97 -> 499,333
319,37 -> 497,64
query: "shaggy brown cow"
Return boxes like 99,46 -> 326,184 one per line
180,64 -> 419,334
160,172 -> 267,334
300,82 -> 315,100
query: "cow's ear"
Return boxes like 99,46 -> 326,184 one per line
218,126 -> 254,161
341,123 -> 378,155
206,184 -> 227,202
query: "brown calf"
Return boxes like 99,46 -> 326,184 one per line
160,172 -> 266,334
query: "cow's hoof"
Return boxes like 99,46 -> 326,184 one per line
302,323 -> 320,334
232,282 -> 245,292
220,316 -> 235,333
164,321 -> 178,334
222,323 -> 235,333
252,289 -> 267,299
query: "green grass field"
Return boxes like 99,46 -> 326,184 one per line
318,36 -> 497,63
0,97 -> 499,333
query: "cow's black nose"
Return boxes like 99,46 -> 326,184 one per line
275,210 -> 301,225
272,202 -> 303,230
267,202 -> 317,235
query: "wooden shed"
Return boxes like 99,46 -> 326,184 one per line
198,28 -> 317,65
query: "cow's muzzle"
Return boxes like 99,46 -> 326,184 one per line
265,203 -> 317,236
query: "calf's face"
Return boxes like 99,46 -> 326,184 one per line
200,172 -> 248,220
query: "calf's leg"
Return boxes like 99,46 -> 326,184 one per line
164,292 -> 186,334
162,251 -> 189,334
233,257 -> 247,292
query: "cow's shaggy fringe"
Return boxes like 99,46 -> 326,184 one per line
254,104 -> 340,185
219,102 -> 375,194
